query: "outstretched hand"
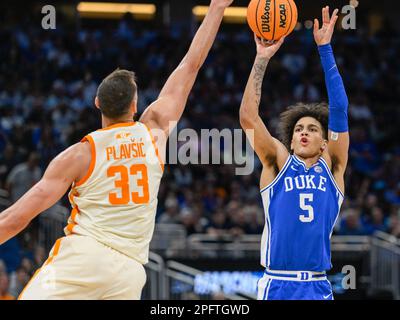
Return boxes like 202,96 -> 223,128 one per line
314,6 -> 339,46
254,35 -> 285,60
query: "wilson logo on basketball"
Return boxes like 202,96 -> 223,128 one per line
279,4 -> 287,28
261,0 -> 272,33
247,0 -> 298,42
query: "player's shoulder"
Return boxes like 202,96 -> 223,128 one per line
262,138 -> 290,170
56,141 -> 91,166
320,151 -> 345,176
320,151 -> 332,169
320,152 -> 346,196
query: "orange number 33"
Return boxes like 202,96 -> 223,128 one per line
107,164 -> 149,205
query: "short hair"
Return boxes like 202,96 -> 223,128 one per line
278,103 -> 329,151
96,69 -> 137,119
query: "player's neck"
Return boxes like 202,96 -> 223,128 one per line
294,154 -> 321,169
102,116 -> 135,129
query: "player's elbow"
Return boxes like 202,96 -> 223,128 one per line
239,114 -> 251,129
239,106 -> 257,129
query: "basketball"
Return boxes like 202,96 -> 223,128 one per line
247,0 -> 298,42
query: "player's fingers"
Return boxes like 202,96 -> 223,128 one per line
254,34 -> 261,45
276,36 -> 285,47
333,14 -> 339,25
327,6 -> 331,21
329,15 -> 339,32
261,38 -> 271,46
314,19 -> 320,33
323,6 -> 330,24
331,8 -> 339,23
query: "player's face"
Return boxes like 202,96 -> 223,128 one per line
291,117 -> 327,158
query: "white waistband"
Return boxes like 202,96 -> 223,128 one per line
264,268 -> 327,282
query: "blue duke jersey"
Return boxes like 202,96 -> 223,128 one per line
260,154 -> 344,272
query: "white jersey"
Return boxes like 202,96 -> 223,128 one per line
64,122 -> 164,264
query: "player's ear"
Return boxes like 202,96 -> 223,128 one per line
131,97 -> 138,113
321,139 -> 328,152
95,96 -> 100,110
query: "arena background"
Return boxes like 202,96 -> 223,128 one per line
0,0 -> 399,300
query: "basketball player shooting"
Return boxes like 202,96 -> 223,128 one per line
240,7 -> 349,300
0,0 -> 234,300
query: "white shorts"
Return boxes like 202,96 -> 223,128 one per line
19,235 -> 146,300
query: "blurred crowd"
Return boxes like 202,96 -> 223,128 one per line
0,12 -> 399,298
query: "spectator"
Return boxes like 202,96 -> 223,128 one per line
384,183 -> 400,206
362,207 -> 389,235
5,152 -> 42,203
0,237 -> 21,274
0,272 -> 15,300
0,260 -> 6,273
180,207 -> 207,236
205,209 -> 232,236
32,246 -> 46,271
158,197 -> 180,224
349,127 -> 381,177
9,266 -> 30,298
0,144 -> 17,189
388,208 -> 400,238
337,208 -> 366,236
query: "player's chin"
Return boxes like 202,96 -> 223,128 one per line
295,146 -> 317,159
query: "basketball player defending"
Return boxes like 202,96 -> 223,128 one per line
240,7 -> 348,300
0,0 -> 234,300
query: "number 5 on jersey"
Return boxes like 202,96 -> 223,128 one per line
299,193 -> 314,223
107,164 -> 149,205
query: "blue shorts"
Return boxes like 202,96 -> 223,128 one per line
257,270 -> 334,300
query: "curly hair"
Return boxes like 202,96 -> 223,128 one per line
278,103 -> 329,152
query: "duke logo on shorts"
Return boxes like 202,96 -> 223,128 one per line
258,155 -> 344,300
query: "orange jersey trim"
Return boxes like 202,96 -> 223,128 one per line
66,190 -> 80,235
97,122 -> 137,132
143,123 -> 164,172
44,238 -> 62,266
70,207 -> 79,221
66,223 -> 76,234
75,135 -> 96,187
68,189 -> 80,207
18,238 -> 63,300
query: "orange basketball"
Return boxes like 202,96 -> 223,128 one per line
247,0 -> 298,42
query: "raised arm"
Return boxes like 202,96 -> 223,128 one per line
314,7 -> 350,185
140,0 -> 233,136
0,143 -> 90,245
240,36 -> 289,169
